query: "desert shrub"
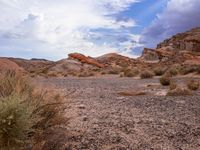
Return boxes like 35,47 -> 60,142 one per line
0,71 -> 32,98
47,72 -> 58,77
179,66 -> 196,75
119,72 -> 124,77
0,95 -> 39,149
108,69 -> 120,75
169,80 -> 177,90
167,67 -> 178,76
160,75 -> 171,86
0,71 -> 66,149
101,71 -> 106,75
167,87 -> 192,96
123,68 -> 139,77
140,70 -> 154,79
154,67 -> 166,76
196,66 -> 200,74
78,71 -> 94,77
186,79 -> 199,91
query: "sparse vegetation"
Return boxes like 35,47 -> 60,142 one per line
123,68 -> 139,77
169,80 -> 177,90
0,71 -> 66,149
179,65 -> 200,75
167,67 -> 178,76
186,79 -> 199,91
154,67 -> 166,76
78,71 -> 95,77
140,70 -> 154,79
160,75 -> 171,86
0,95 -> 39,149
167,87 -> 192,96
108,68 -> 120,75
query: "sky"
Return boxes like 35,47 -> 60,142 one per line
0,0 -> 200,60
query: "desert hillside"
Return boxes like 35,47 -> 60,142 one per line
1,27 -> 200,78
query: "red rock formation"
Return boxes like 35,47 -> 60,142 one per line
68,53 -> 104,68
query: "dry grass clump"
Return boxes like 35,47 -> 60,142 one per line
160,75 -> 171,86
167,67 -> 179,76
179,65 -> 200,75
167,87 -> 192,96
123,68 -> 139,77
154,67 -> 166,76
169,80 -> 177,90
47,72 -> 58,77
108,69 -> 120,75
140,70 -> 154,79
186,79 -> 199,91
196,66 -> 200,74
0,71 -> 66,149
78,71 -> 94,77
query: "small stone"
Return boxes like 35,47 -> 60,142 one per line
78,104 -> 86,109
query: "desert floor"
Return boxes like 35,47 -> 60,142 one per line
34,76 -> 200,150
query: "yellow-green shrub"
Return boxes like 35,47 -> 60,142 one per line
0,95 -> 39,149
0,71 -> 66,149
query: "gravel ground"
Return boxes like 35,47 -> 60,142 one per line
35,76 -> 200,150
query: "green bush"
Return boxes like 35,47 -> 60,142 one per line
160,75 -> 171,86
187,79 -> 199,91
140,70 -> 154,79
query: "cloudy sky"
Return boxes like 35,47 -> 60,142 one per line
0,0 -> 200,60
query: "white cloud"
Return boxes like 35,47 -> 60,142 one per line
0,0 -> 138,60
140,0 -> 200,48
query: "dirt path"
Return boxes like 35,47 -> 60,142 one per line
35,77 -> 200,150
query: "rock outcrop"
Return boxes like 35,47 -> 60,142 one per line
141,27 -> 200,64
157,27 -> 200,52
140,48 -> 159,61
68,53 -> 104,68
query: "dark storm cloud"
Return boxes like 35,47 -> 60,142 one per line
140,0 -> 200,48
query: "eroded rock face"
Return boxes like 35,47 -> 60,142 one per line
157,27 -> 200,52
68,53 -> 104,68
141,27 -> 200,64
140,48 -> 159,61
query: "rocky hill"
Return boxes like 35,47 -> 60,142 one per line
157,27 -> 200,51
1,27 -> 200,77
140,27 -> 200,65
